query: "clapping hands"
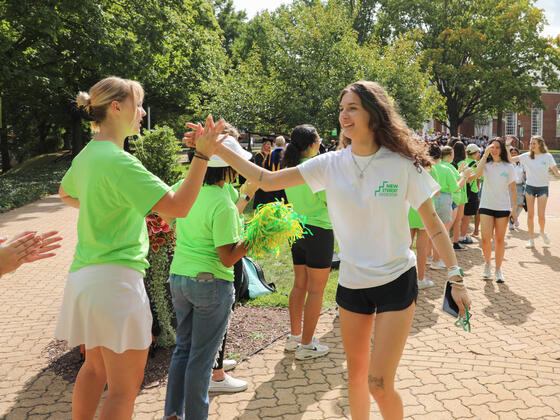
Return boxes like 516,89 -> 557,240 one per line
0,231 -> 62,276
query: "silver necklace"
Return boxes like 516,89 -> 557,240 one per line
351,153 -> 376,178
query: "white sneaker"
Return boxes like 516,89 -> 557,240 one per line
525,239 -> 535,248
295,338 -> 329,360
430,260 -> 446,270
542,232 -> 551,245
495,269 -> 504,283
208,374 -> 248,393
223,359 -> 237,372
285,334 -> 301,352
427,255 -> 434,264
482,262 -> 491,279
418,278 -> 435,290
514,221 -> 520,228
508,221 -> 515,231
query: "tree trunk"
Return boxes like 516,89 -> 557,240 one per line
448,119 -> 460,137
71,114 -> 84,157
496,111 -> 503,137
0,127 -> 9,173
38,122 -> 48,155
63,129 -> 71,151
0,96 -> 10,173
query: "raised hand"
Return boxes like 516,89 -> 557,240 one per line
0,231 -> 62,276
183,115 -> 227,157
25,231 -> 62,263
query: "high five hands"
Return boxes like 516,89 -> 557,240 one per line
183,115 -> 227,158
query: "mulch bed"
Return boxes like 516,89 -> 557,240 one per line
42,305 -> 289,389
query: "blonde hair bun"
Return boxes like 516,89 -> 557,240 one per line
76,91 -> 91,109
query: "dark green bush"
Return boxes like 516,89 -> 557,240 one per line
0,159 -> 71,213
130,126 -> 183,186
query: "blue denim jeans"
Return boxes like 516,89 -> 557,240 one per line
163,274 -> 234,420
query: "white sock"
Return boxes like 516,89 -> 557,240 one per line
290,333 -> 301,340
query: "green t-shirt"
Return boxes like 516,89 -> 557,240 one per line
461,158 -> 479,193
431,162 -> 460,196
441,161 -> 467,204
61,140 -> 171,274
170,182 -> 242,282
285,158 -> 332,230
223,182 -> 244,226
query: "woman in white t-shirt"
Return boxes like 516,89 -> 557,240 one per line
509,147 -> 525,230
475,138 -> 516,283
202,81 -> 472,419
507,136 -> 560,247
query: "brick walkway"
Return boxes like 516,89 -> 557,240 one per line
1,180 -> 559,419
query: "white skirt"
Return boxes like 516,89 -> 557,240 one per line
55,264 -> 153,354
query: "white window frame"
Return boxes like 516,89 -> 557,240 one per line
505,111 -> 517,136
531,107 -> 543,136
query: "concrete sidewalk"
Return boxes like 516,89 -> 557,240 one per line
1,180 -> 559,419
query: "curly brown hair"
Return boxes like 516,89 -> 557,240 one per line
339,81 -> 431,169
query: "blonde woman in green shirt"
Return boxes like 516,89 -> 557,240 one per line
56,77 -> 224,420
282,125 -> 333,360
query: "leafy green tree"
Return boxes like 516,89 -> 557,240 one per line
212,0 -> 248,58
374,0 -> 560,135
0,0 -> 227,171
211,0 -> 441,136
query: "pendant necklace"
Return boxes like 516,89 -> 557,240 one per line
351,152 -> 376,179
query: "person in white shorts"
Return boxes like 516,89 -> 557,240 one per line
507,136 -> 560,247
198,81 -> 472,420
56,77 -> 224,419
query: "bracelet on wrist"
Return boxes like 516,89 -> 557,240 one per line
447,265 -> 464,279
194,152 -> 209,161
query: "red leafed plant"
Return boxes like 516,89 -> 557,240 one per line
146,214 -> 174,253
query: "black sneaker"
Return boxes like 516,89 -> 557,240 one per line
459,236 -> 473,244
453,242 -> 468,251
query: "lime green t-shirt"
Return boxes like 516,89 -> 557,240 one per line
431,162 -> 460,195
170,182 -> 242,282
461,158 -> 479,193
285,159 -> 332,230
223,182 -> 244,226
61,140 -> 171,274
441,161 -> 467,204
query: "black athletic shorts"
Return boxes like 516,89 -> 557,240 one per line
464,193 -> 479,216
336,267 -> 418,315
479,208 -> 510,218
291,224 -> 334,269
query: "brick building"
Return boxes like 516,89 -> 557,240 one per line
427,90 -> 560,149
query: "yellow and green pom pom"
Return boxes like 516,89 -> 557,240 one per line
243,201 -> 309,259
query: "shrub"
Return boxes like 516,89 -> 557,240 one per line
131,126 -> 183,347
0,159 -> 70,213
130,126 -> 183,185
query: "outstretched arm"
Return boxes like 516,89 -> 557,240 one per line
153,115 -> 226,218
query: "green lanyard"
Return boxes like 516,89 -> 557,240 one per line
455,306 -> 471,332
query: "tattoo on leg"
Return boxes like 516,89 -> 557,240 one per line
368,375 -> 384,389
258,170 -> 263,182
430,231 -> 443,240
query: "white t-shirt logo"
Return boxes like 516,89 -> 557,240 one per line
374,180 -> 399,197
